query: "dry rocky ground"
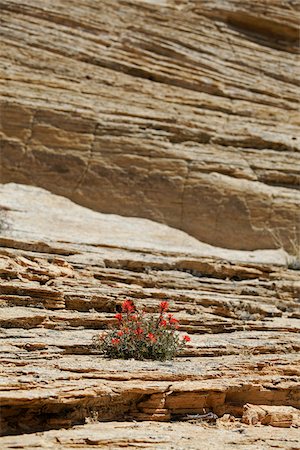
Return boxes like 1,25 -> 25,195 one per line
0,183 -> 299,448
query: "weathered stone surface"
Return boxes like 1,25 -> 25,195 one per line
1,421 -> 300,450
0,183 -> 299,447
0,0 -> 299,250
242,403 -> 300,428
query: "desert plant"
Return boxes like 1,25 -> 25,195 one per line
271,227 -> 300,270
85,410 -> 99,424
0,206 -> 10,234
287,250 -> 300,270
0,208 -> 7,232
93,300 -> 191,361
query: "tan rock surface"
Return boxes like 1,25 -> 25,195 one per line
242,403 -> 300,428
1,421 -> 300,450
0,183 -> 299,448
1,0 -> 299,250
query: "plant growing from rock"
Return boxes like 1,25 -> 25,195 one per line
271,227 -> 300,270
93,300 -> 191,361
286,236 -> 300,271
0,207 -> 8,232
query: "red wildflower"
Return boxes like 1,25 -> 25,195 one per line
135,327 -> 144,336
159,301 -> 169,312
122,300 -> 135,313
168,315 -> 178,325
147,333 -> 157,343
93,300 -> 190,360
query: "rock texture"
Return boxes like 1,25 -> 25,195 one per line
0,184 -> 299,448
242,404 -> 300,428
0,0 -> 299,250
1,422 -> 300,450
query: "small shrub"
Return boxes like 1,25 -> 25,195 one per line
85,410 -> 99,424
93,300 -> 191,361
286,247 -> 300,271
0,208 -> 8,232
271,227 -> 300,270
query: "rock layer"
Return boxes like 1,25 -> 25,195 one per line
1,421 -> 300,450
0,184 -> 299,447
0,0 -> 299,250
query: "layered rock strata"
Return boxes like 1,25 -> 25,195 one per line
1,0 -> 299,250
1,421 -> 300,450
0,184 -> 299,448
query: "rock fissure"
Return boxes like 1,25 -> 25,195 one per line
74,122 -> 98,194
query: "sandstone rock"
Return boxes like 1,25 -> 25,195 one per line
1,1 -> 300,447
0,183 -> 299,443
0,182 -> 291,264
1,421 -> 300,450
242,404 -> 300,428
0,0 -> 299,251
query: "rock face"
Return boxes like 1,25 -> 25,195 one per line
1,422 -> 300,450
0,184 -> 299,448
0,0 -> 299,250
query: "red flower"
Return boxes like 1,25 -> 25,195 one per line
168,315 -> 178,325
117,330 -> 124,337
147,333 -> 157,343
160,319 -> 167,327
135,327 -> 144,336
183,335 -> 191,342
160,301 -> 169,312
111,338 -> 120,345
122,300 -> 135,313
115,313 -> 123,322
131,314 -> 138,321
